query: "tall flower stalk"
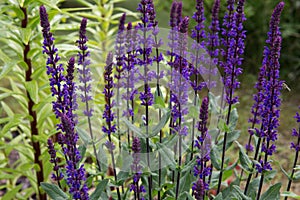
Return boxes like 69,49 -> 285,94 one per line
217,0 -> 246,193
102,52 -> 121,200
40,6 -> 89,199
173,16 -> 190,200
130,137 -> 146,200
147,0 -> 164,199
243,2 -> 285,196
77,17 -> 102,173
137,1 -> 155,198
115,13 -> 127,152
190,0 -> 206,163
285,107 -> 300,200
193,97 -> 211,200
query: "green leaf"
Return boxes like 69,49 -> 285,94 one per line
179,171 -> 194,194
236,141 -> 252,172
246,177 -> 260,197
2,184 -> 23,200
20,27 -> 32,45
214,193 -> 223,200
25,80 -> 39,104
40,182 -> 68,200
150,110 -> 170,137
260,183 -> 281,200
275,160 -> 290,179
229,108 -> 238,131
210,145 -> 221,170
78,145 -> 86,163
36,0 -> 61,11
90,179 -> 109,200
122,118 -> 144,138
0,60 -> 16,80
157,143 -> 176,170
178,191 -> 194,200
294,170 -> 300,180
281,191 -> 300,199
76,127 -> 92,144
154,87 -> 165,108
232,185 -> 252,200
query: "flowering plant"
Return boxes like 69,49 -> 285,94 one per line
2,0 -> 298,199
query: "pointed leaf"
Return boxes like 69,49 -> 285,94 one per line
40,182 -> 68,200
90,179 -> 109,200
260,183 -> 281,200
150,110 -> 170,137
25,80 -> 39,104
236,141 -> 252,172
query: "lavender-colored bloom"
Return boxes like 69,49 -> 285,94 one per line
115,13 -> 126,81
191,0 -> 206,44
262,2 -> 284,68
190,0 -> 207,92
291,107 -> 300,151
260,36 -> 282,157
77,18 -> 93,117
207,0 -> 220,58
169,17 -> 190,136
193,97 -> 211,198
47,139 -> 63,181
102,52 -> 116,135
176,1 -> 183,26
130,137 -> 146,198
169,1 -> 178,29
220,0 -> 246,105
255,160 -> 272,173
256,2 -> 284,173
192,179 -> 206,200
40,5 -> 66,119
61,114 -> 89,200
40,7 -> 89,199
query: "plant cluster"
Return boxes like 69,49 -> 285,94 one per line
0,0 -> 299,200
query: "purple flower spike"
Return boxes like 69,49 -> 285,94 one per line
130,137 -> 146,199
193,97 -> 211,199
77,18 -> 94,116
47,139 -> 63,182
176,1 -> 183,26
191,0 -> 206,43
170,1 -> 178,29
255,2 -> 284,178
221,0 -> 246,105
102,52 -> 116,135
40,5 -> 65,119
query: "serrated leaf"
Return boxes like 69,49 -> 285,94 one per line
236,141 -> 252,172
40,182 -> 68,200
25,80 -> 39,104
90,179 -> 109,200
260,183 -> 281,200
